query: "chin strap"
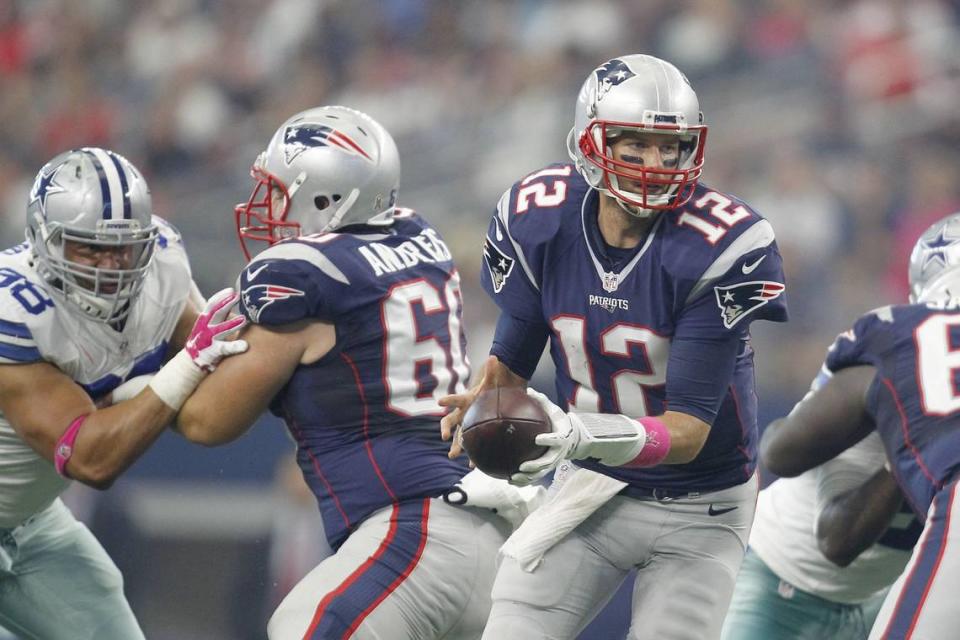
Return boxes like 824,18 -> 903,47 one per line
614,196 -> 656,219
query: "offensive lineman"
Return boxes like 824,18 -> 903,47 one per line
441,54 -> 789,640
761,213 -> 960,639
0,148 -> 246,639
176,106 -> 515,639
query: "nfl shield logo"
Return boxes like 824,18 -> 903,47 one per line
602,271 -> 620,293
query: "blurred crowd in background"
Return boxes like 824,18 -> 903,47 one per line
1,0 -> 959,638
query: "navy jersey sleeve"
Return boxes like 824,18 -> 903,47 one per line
480,197 -> 544,322
666,218 -> 788,422
825,306 -> 894,373
664,334 -> 741,424
238,242 -> 343,326
480,167 -> 573,324
676,235 -> 788,339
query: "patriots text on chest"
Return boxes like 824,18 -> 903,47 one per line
358,229 -> 452,276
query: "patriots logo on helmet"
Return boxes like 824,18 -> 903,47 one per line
283,124 -> 373,165
714,281 -> 785,329
483,237 -> 515,294
241,284 -> 306,323
595,58 -> 636,101
29,163 -> 67,216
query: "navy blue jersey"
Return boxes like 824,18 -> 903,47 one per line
482,164 -> 788,492
826,303 -> 960,517
238,210 -> 471,548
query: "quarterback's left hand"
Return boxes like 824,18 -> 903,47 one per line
185,288 -> 249,372
510,389 -> 581,486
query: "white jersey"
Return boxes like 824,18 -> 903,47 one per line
750,432 -> 917,604
0,217 -> 192,528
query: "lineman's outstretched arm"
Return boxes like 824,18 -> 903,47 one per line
1,289 -> 247,488
761,365 -> 877,477
177,319 -> 335,446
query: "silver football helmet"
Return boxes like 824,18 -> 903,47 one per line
909,212 -> 960,303
566,54 -> 707,217
25,148 -> 157,324
235,105 -> 400,258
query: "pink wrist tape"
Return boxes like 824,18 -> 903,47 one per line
625,416 -> 672,467
54,414 -> 89,478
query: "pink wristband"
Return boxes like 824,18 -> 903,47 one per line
624,416 -> 672,467
54,414 -> 89,478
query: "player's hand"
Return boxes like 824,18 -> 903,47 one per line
509,389 -> 579,485
185,288 -> 249,372
438,355 -> 502,459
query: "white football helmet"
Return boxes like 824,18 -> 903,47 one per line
566,54 -> 707,217
235,105 -> 400,258
909,212 -> 960,303
25,148 -> 157,324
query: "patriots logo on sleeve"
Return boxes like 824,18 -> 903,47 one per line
595,59 -> 635,100
242,284 -> 305,323
483,237 -> 515,294
714,281 -> 785,329
283,124 -> 373,165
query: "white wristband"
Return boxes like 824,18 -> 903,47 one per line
148,350 -> 205,410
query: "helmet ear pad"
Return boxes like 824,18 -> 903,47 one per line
567,55 -> 707,214
25,148 -> 158,324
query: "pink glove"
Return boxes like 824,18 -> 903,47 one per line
185,288 -> 248,372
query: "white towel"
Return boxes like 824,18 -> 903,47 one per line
500,464 -> 627,572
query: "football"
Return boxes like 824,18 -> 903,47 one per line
460,387 -> 552,480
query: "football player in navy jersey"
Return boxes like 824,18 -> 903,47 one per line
761,212 -> 960,639
176,106 -> 513,639
439,54 -> 789,639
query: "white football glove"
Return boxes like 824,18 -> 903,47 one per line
443,468 -> 546,527
510,389 -> 647,486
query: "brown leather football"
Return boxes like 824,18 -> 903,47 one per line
460,387 -> 551,480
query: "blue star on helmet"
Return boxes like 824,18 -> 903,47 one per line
29,163 -> 67,216
921,228 -> 960,271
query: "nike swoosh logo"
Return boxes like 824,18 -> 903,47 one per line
708,505 -> 738,516
246,263 -> 269,281
741,255 -> 766,274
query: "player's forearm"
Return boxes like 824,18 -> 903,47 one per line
817,467 -> 903,567
175,394 -> 258,446
66,392 -> 177,489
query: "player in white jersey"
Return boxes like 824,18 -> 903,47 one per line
0,148 -> 247,640
722,428 -> 920,639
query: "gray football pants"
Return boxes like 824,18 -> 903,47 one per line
268,498 -> 511,640
0,499 -> 144,640
483,476 -> 758,640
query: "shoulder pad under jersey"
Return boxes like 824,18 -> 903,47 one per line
239,239 -> 350,325
674,185 -> 788,330
481,163 -> 588,321
0,254 -> 53,364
